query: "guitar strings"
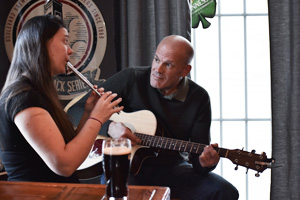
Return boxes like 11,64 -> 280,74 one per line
135,132 -> 207,154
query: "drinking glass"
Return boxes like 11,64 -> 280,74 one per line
102,138 -> 131,200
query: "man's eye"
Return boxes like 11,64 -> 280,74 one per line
155,57 -> 159,62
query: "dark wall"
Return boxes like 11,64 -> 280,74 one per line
0,0 -> 118,90
93,0 -> 118,79
0,2 -> 14,90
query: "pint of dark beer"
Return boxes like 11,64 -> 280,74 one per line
102,138 -> 131,200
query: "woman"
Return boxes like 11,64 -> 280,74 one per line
0,15 -> 123,183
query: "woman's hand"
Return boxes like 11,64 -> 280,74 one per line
89,90 -> 124,124
84,86 -> 104,114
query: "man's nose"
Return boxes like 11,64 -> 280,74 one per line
156,63 -> 164,73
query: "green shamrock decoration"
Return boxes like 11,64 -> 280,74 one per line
192,0 -> 217,29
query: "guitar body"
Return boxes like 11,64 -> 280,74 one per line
110,110 -> 161,175
77,110 -> 161,179
110,110 -> 157,136
130,146 -> 158,175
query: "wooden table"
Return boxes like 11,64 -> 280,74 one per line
0,181 -> 170,200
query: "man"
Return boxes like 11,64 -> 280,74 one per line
99,35 -> 238,199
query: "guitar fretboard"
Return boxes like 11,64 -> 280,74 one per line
135,132 -> 229,158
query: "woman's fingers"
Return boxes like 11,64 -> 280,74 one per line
96,87 -> 104,95
100,92 -> 121,107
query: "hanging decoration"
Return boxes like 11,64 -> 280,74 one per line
191,0 -> 217,29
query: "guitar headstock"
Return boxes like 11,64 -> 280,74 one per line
226,149 -> 275,176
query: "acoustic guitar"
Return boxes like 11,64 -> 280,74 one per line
76,110 -> 275,179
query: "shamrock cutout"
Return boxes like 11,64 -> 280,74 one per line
192,0 -> 217,29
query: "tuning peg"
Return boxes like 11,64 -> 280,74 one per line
255,172 -> 260,177
259,152 -> 266,159
251,150 -> 256,154
234,165 -> 238,170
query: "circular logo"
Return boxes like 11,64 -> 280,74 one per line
4,0 -> 107,100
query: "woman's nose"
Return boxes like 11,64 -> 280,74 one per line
68,46 -> 73,55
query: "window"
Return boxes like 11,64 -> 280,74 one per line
191,1 -> 271,200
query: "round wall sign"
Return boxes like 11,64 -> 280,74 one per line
4,0 -> 107,100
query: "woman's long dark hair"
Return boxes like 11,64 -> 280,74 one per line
1,15 -> 76,143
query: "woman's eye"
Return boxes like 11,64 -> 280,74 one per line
64,37 -> 69,44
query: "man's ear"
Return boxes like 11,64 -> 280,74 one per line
182,65 -> 192,77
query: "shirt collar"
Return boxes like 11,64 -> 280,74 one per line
160,77 -> 189,102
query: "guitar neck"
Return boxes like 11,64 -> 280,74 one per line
134,132 -> 229,158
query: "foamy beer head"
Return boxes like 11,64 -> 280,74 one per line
102,138 -> 132,155
103,146 -> 131,156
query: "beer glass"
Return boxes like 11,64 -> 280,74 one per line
102,138 -> 131,200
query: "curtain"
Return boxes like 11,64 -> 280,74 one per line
268,1 -> 300,199
113,0 -> 191,71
